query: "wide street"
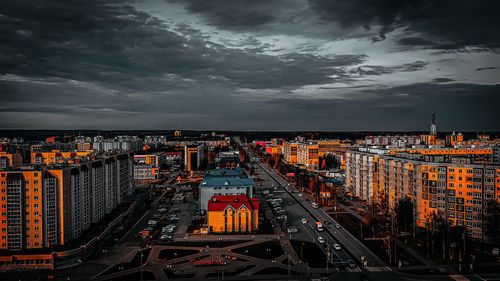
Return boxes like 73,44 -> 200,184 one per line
239,139 -> 387,270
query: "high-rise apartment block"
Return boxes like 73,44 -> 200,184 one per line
184,144 -> 205,171
283,142 -> 298,164
297,143 -> 319,169
0,153 -> 133,250
346,149 -> 500,241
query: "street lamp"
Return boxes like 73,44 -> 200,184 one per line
140,250 -> 143,281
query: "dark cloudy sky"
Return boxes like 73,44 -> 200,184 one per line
1,0 -> 499,131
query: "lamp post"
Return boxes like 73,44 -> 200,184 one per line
140,250 -> 143,281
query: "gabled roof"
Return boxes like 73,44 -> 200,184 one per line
207,195 -> 259,212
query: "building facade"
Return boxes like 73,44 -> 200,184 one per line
346,150 -> 500,241
283,142 -> 298,164
297,143 -> 319,169
184,144 -> 205,171
207,195 -> 259,233
0,153 -> 133,250
198,168 -> 253,211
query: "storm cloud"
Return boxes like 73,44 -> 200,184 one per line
0,0 -> 499,130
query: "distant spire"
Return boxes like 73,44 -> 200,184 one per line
430,112 -> 437,135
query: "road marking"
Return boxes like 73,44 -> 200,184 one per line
450,275 -> 470,281
474,275 -> 486,281
366,266 -> 392,272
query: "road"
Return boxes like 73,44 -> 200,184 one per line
239,139 -> 387,269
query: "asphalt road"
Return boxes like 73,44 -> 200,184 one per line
240,140 -> 386,268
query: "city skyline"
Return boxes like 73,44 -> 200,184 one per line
1,0 -> 499,130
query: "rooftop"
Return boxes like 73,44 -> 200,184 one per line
200,176 -> 253,187
207,195 -> 259,212
204,167 -> 245,178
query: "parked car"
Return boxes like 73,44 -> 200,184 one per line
276,209 -> 286,215
161,234 -> 173,241
277,215 -> 287,221
335,224 -> 341,229
286,226 -> 298,234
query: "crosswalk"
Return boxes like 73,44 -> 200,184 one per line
345,266 -> 392,272
366,266 -> 392,272
450,275 -> 470,281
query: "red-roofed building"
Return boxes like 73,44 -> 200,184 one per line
207,195 -> 259,233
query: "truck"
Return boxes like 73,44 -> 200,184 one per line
315,221 -> 324,231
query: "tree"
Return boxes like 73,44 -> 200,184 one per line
394,197 -> 414,235
485,199 -> 500,244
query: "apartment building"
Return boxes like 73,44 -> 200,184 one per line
134,152 -> 166,168
297,143 -> 319,169
184,144 -> 205,171
0,152 -> 22,169
283,142 -> 298,164
0,153 -> 133,250
346,150 -> 500,241
31,151 -> 94,165
389,148 -> 493,164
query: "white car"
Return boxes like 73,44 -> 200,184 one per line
333,244 -> 341,250
301,218 -> 307,224
298,193 -> 303,197
317,236 -> 325,244
160,235 -> 172,241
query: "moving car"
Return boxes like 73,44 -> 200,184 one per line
301,218 -> 307,224
333,244 -> 341,251
335,224 -> 341,229
317,236 -> 325,244
315,221 -> 324,231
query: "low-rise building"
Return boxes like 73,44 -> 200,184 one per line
207,195 -> 259,233
198,168 -> 253,211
